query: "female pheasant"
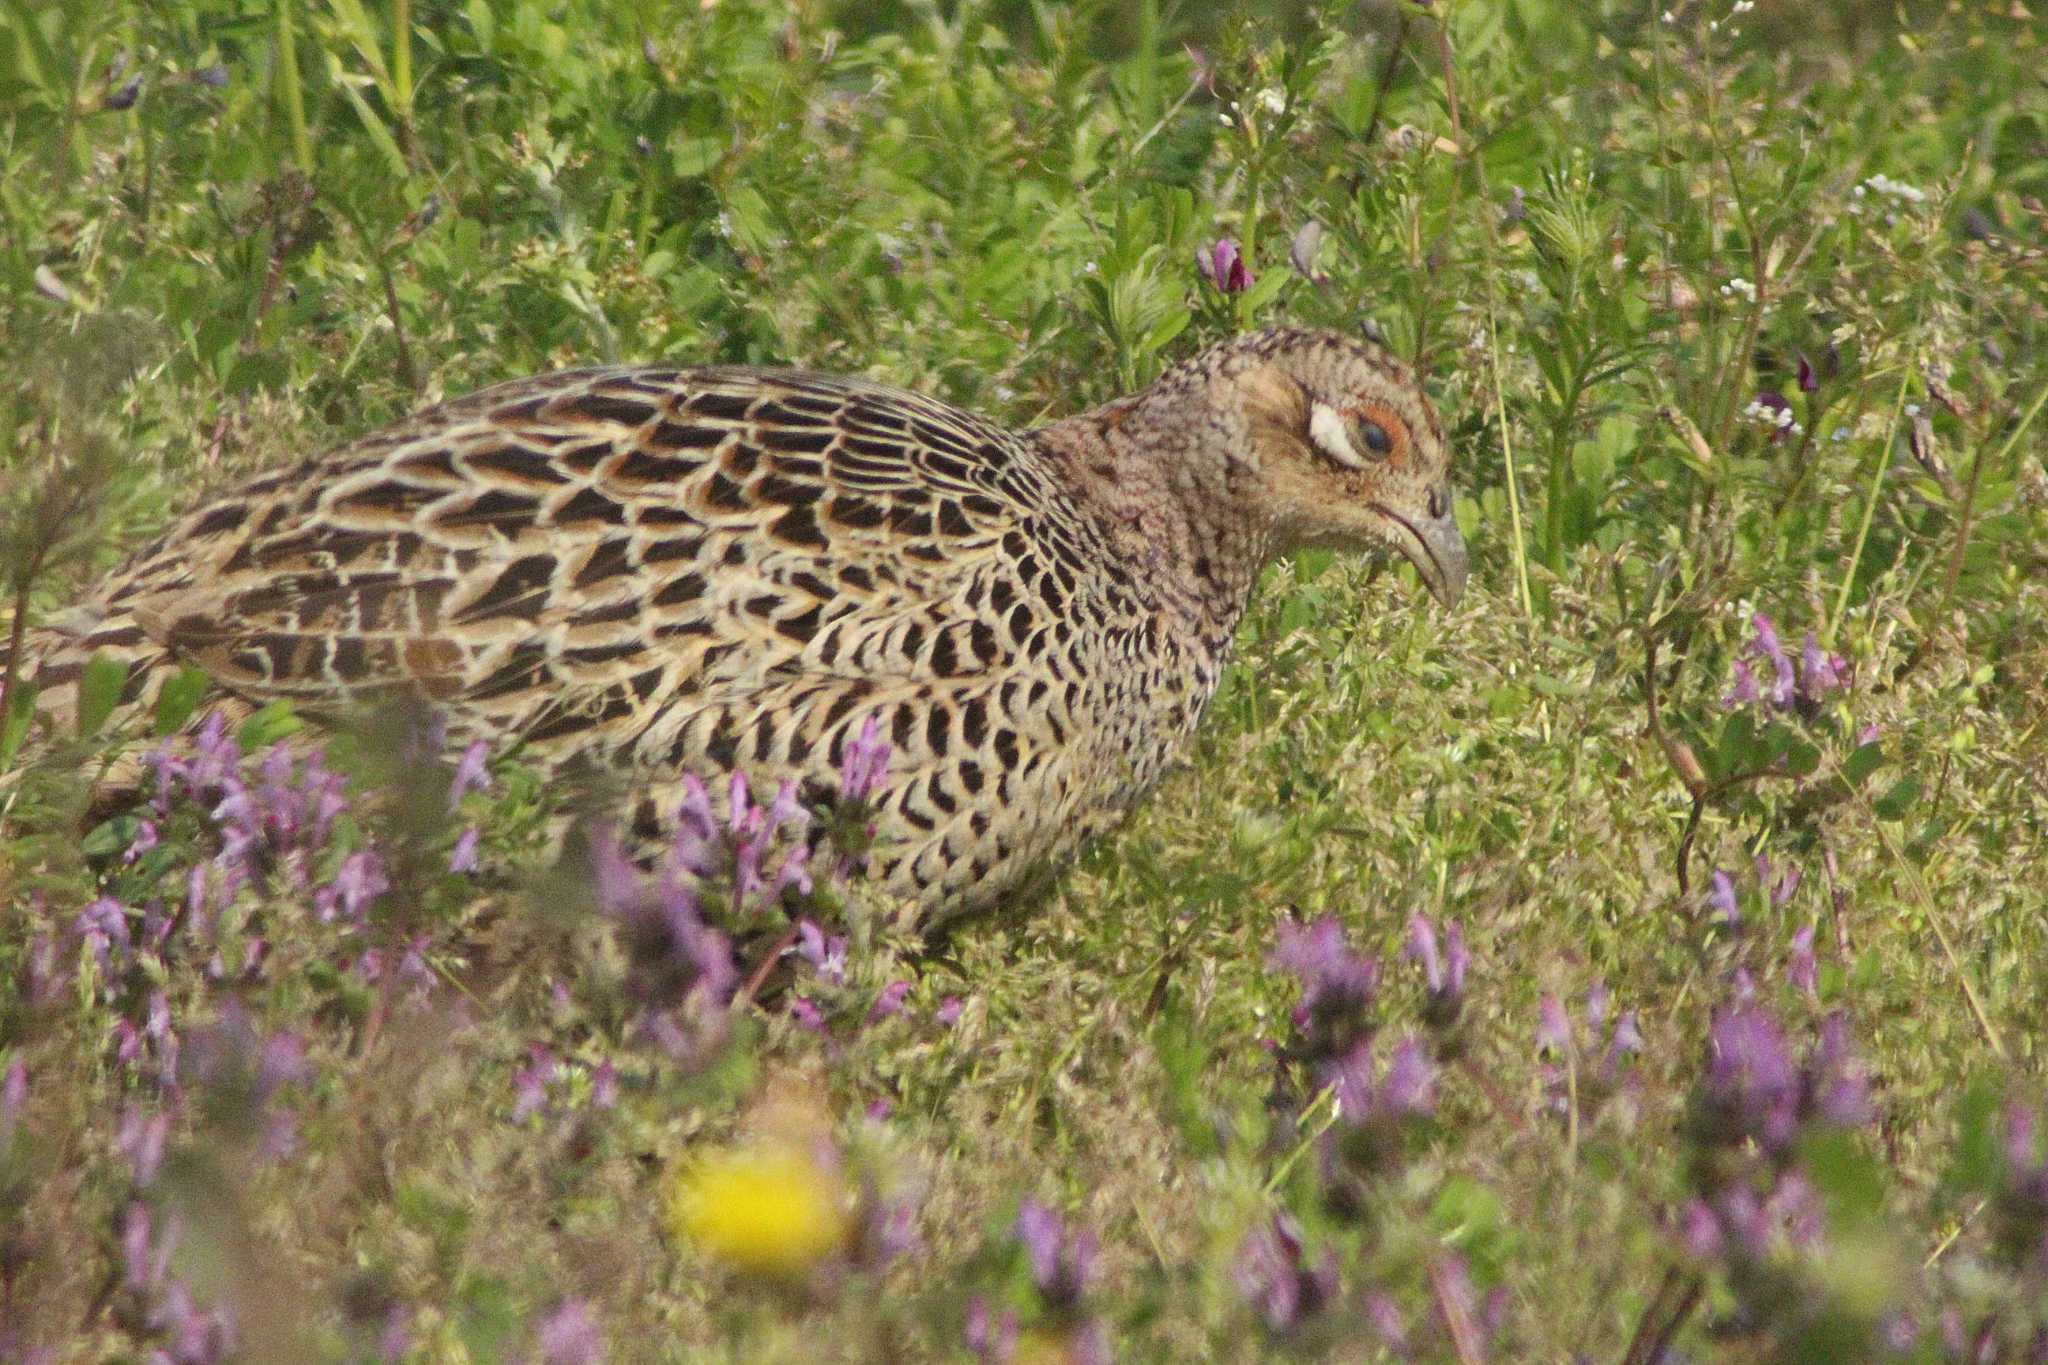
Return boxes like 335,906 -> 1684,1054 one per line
14,328 -> 1466,922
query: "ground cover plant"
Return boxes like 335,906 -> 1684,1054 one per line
2,0 -> 2045,1359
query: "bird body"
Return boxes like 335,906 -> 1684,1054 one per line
14,328 -> 1466,921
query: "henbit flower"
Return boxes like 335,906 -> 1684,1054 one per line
315,849 -> 390,924
1271,918 -> 1380,1059
1698,999 -> 1801,1151
1330,1037 -> 1438,1127
1750,613 -> 1797,708
117,1106 -> 170,1186
1537,984 -> 1642,1115
838,713 -> 893,805
512,1045 -> 560,1123
125,819 -> 160,864
449,738 -> 491,810
1235,1214 -> 1339,1334
795,920 -> 847,985
1014,1199 -> 1099,1311
866,980 -> 912,1024
449,826 -> 482,874
1200,238 -> 1253,294
1788,925 -> 1819,998
1723,656 -> 1762,708
1708,870 -> 1741,929
1796,632 -> 1852,709
964,1296 -> 1020,1362
1755,853 -> 1802,909
1364,1290 -> 1409,1352
934,996 -> 964,1027
75,897 -> 132,973
532,1298 -> 606,1365
1404,915 -> 1469,1025
0,1059 -> 24,1139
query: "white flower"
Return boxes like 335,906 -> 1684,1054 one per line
1861,174 -> 1928,205
1257,88 -> 1285,116
1720,277 -> 1758,303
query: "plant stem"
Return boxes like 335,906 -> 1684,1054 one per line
1827,367 -> 1914,643
275,0 -> 313,174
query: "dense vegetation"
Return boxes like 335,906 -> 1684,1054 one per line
2,0 -> 2045,1359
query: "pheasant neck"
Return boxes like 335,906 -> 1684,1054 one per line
1029,389 -> 1272,644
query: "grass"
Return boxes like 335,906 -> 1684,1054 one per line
2,0 -> 2046,1360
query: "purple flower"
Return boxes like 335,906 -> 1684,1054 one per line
449,739 -> 491,809
1723,656 -> 1762,708
1404,915 -> 1468,1025
1364,1290 -> 1409,1352
838,713 -> 893,804
1271,918 -> 1379,1060
75,897 -> 132,972
788,997 -> 825,1031
1698,1000 -> 1800,1150
1796,632 -> 1852,709
867,980 -> 912,1024
1756,852 -> 1802,908
795,919 -> 846,984
449,826 -> 482,874
0,1059 -> 24,1139
1797,352 -> 1819,393
1805,1012 -> 1870,1128
193,64 -> 229,88
532,1298 -> 605,1365
1707,870 -> 1741,928
512,1045 -> 559,1123
1330,1036 -> 1437,1126
934,995 -> 964,1027
1235,1214 -> 1338,1334
590,1060 -> 618,1108
315,850 -> 390,924
592,827 -> 738,1023
1014,1199 -> 1097,1309
1199,238 -> 1253,294
1681,1199 -> 1724,1259
858,1192 -> 922,1269
1788,925 -> 1819,998
1535,993 -> 1571,1053
126,819 -> 160,864
964,1296 -> 1019,1362
1538,984 -> 1641,1115
1751,613 -> 1797,708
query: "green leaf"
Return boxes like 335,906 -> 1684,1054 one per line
0,676 -> 38,769
237,700 -> 302,750
154,668 -> 212,736
1842,740 -> 1884,785
1949,1076 -> 2006,1193
75,652 -> 128,738
1872,776 -> 1920,821
671,134 -> 723,178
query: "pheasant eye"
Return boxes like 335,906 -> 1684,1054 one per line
1357,420 -> 1393,456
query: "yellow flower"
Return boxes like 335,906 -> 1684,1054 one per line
668,1143 -> 849,1277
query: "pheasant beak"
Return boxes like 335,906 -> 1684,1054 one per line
1377,496 -> 1469,608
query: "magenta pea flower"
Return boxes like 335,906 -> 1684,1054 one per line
1200,238 -> 1253,294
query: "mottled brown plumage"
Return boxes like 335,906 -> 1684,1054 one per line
14,328 -> 1467,921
